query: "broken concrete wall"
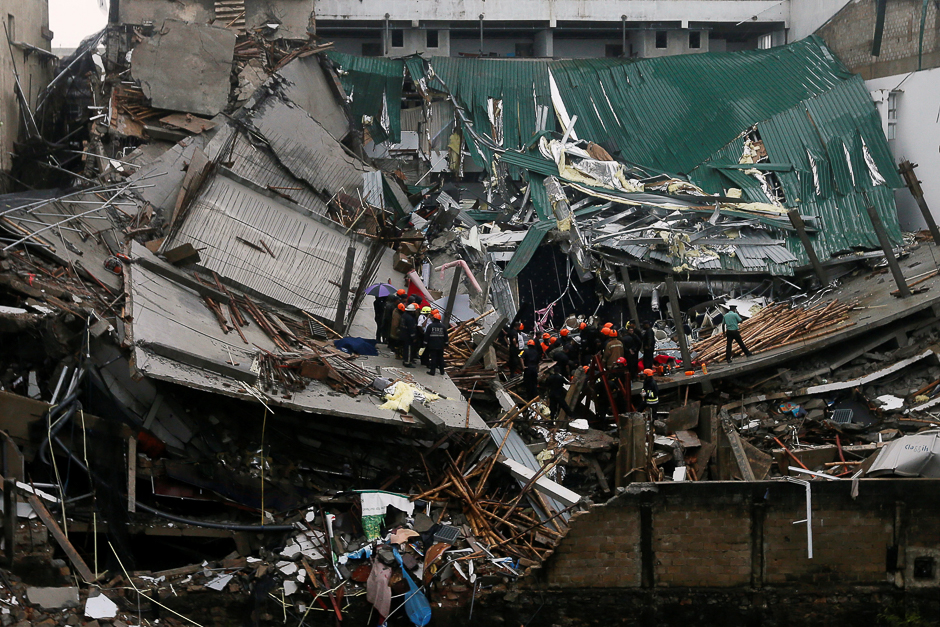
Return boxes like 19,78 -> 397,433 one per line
117,0 -> 216,26
245,0 -> 315,40
130,19 -> 236,116
275,56 -> 349,141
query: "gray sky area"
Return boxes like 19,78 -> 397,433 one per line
50,0 -> 108,48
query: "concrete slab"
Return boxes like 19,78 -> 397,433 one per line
652,243 -> 940,393
245,0 -> 314,40
131,20 -> 236,116
26,587 -> 79,609
276,56 -> 349,141
127,245 -> 486,432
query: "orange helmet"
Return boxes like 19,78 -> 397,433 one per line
433,312 -> 441,320
398,303 -> 405,311
583,366 -> 590,372
643,369 -> 655,376
518,322 -> 524,330
600,328 -> 610,336
560,328 -> 569,337
549,337 -> 557,344
431,309 -> 439,315
603,322 -> 614,328
610,330 -> 617,337
527,339 -> 535,346
579,322 -> 586,330
397,289 -> 406,297
542,333 -> 551,340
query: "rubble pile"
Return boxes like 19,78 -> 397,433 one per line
4,2 -> 940,623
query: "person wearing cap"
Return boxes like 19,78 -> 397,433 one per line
641,321 -> 656,371
544,366 -> 574,421
559,328 -> 569,338
621,325 -> 640,378
417,306 -> 432,365
723,304 -> 752,364
523,339 -> 541,401
399,303 -> 419,367
423,312 -> 448,375
641,368 -> 660,416
603,329 -> 624,370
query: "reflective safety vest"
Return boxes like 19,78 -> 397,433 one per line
642,387 -> 659,405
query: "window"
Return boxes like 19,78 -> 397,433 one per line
655,31 -> 668,49
426,29 -> 438,48
605,44 -> 624,58
514,43 -> 533,57
689,31 -> 701,49
362,42 -> 382,57
887,91 -> 898,140
391,29 -> 403,48
914,557 -> 935,580
758,33 -> 772,49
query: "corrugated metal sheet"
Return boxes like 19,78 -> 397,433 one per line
248,95 -> 371,200
325,52 -> 403,144
489,427 -> 569,522
167,173 -> 372,319
502,220 -> 555,278
223,128 -> 328,216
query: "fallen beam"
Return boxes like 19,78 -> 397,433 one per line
498,456 -> 581,506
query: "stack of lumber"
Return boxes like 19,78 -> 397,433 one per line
693,299 -> 856,364
443,311 -> 491,368
411,399 -> 576,566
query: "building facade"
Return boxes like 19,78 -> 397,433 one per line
0,0 -> 55,191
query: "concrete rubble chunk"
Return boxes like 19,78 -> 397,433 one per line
131,19 -> 236,116
25,587 -> 79,609
84,594 -> 118,620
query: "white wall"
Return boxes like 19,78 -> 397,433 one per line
867,68 -> 940,231
788,0 -> 850,41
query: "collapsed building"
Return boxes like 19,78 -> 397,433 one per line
2,2 -> 940,626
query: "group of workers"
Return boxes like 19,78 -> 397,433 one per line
373,289 -> 448,375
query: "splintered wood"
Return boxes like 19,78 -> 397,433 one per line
693,299 -> 856,364
445,310 -> 506,394
411,399 -> 576,566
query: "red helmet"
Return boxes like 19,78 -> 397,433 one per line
560,328 -> 569,337
616,357 -> 626,365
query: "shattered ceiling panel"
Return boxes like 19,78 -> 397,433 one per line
131,19 -> 236,116
166,173 -> 372,319
247,95 -> 371,199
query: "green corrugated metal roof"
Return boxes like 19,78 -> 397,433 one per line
502,219 -> 555,278
325,52 -> 403,144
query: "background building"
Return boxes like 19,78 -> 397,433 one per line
0,0 -> 55,191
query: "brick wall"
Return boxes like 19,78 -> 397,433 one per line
653,501 -> 751,587
816,0 -> 940,79
539,480 -> 940,592
544,504 -> 641,588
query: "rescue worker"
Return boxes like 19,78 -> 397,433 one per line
580,322 -> 601,365
373,294 -> 387,343
505,322 -> 524,376
423,312 -> 448,375
523,339 -> 541,401
389,302 -> 404,357
399,303 -> 418,367
621,325 -> 641,378
723,304 -> 752,363
603,329 -> 624,370
548,341 -> 572,378
641,368 -> 660,417
417,306 -> 432,366
382,291 -> 405,349
544,367 -> 575,420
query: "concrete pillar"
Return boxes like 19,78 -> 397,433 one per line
534,29 -> 554,57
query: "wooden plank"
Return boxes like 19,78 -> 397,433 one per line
719,409 -> 756,481
498,457 -> 581,506
587,455 -> 610,493
25,491 -> 95,582
463,315 -> 509,369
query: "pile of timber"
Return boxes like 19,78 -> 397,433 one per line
411,399 -> 575,566
443,311 -> 491,368
693,299 -> 856,364
258,343 -> 376,397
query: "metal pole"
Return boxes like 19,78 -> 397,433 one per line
619,266 -> 640,326
444,267 -> 461,324
898,160 -> 940,245
665,275 -> 692,368
334,246 -> 357,331
479,14 -> 484,54
787,209 -> 827,285
863,192 -> 911,297
2,479 -> 14,567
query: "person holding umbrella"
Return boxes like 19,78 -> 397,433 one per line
365,282 -> 398,343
